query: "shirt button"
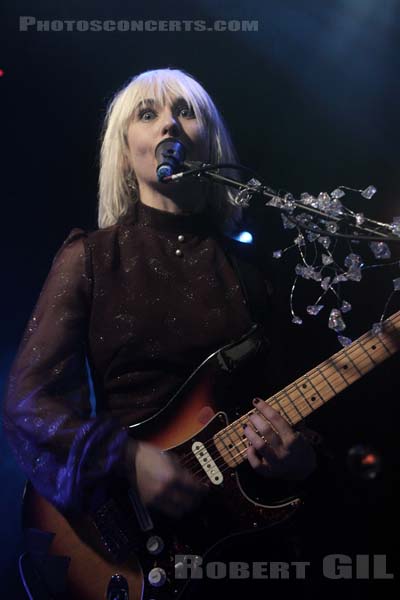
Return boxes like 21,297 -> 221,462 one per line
175,249 -> 183,257
178,234 -> 185,243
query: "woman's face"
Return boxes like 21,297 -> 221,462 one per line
126,95 -> 209,190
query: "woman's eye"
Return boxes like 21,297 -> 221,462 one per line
139,109 -> 156,121
178,105 -> 195,118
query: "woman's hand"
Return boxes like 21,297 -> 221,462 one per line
133,442 -> 205,518
243,398 -> 316,481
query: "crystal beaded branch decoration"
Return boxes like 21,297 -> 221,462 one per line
166,164 -> 400,347
235,180 -> 400,347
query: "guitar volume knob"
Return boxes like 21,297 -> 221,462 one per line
146,535 -> 164,555
148,567 -> 167,587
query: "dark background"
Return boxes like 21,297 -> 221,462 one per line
1,1 -> 399,598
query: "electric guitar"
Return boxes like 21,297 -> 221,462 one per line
20,313 -> 400,600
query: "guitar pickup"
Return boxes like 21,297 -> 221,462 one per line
192,441 -> 223,485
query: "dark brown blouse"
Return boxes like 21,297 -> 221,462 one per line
3,201 -> 269,516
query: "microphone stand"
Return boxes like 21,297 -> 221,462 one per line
163,161 -> 400,243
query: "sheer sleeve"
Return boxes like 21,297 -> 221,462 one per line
2,229 -> 135,517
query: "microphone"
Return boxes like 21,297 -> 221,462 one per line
155,138 -> 186,182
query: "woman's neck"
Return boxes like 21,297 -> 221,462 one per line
138,180 -> 208,215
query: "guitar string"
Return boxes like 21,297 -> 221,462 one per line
178,365 -> 365,480
185,346 -> 383,486
179,329 -> 397,478
177,319 -> 400,479
178,327 -> 394,473
196,318 -> 398,482
188,322 -> 400,484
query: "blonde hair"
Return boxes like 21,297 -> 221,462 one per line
98,68 -> 242,231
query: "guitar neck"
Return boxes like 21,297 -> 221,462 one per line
216,311 -> 400,467
273,311 -> 400,424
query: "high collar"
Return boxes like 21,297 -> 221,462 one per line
131,200 -> 216,235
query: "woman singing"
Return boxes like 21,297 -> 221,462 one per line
3,68 -> 317,598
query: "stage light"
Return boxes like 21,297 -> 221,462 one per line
234,231 -> 253,244
347,444 -> 382,480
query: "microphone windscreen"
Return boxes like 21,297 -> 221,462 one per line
155,138 -> 186,181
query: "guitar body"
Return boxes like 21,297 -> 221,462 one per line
22,327 -> 302,600
23,311 -> 400,599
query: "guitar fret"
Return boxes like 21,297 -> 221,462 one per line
336,349 -> 356,383
343,347 -> 364,377
368,337 -> 392,362
304,372 -> 326,404
231,422 -> 246,451
327,356 -> 355,388
226,429 -> 241,459
305,369 -> 331,404
298,373 -> 326,413
282,389 -> 305,423
315,364 -> 339,397
273,395 -> 292,422
378,331 -> 397,356
217,430 -> 238,466
294,380 -> 315,413
358,336 -> 378,368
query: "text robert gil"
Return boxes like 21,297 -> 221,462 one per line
175,554 -> 394,580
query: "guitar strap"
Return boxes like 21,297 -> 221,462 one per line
220,235 -> 274,332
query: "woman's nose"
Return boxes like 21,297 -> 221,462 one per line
161,113 -> 181,137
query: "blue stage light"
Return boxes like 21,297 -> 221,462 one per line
234,231 -> 253,244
